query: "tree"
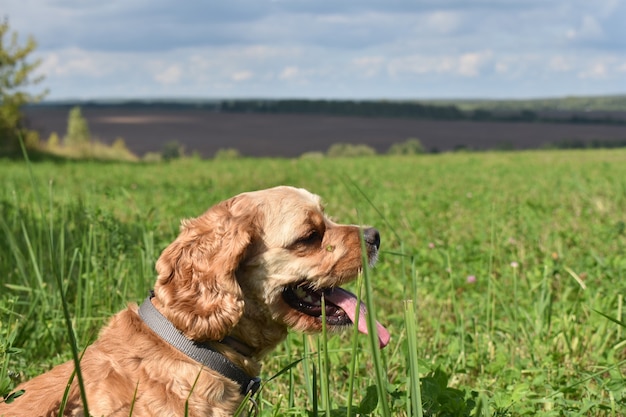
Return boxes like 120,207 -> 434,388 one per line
64,106 -> 91,146
0,19 -> 47,150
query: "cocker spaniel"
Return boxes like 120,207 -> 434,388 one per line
0,186 -> 389,417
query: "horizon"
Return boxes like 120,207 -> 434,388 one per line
30,93 -> 626,105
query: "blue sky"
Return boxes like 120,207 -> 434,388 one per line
5,0 -> 626,100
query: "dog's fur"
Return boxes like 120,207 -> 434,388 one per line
0,186 -> 381,417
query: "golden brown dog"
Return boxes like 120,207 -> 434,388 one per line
0,186 -> 389,417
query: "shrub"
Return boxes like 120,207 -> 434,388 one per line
47,132 -> 60,149
112,137 -> 129,151
214,148 -> 241,160
161,140 -> 184,161
23,130 -> 40,149
300,151 -> 325,159
142,152 -> 162,163
64,106 -> 90,146
387,138 -> 425,155
327,143 -> 377,157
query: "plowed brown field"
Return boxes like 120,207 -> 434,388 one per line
23,107 -> 626,157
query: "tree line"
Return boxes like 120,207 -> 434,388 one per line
38,99 -> 626,126
219,100 -> 626,125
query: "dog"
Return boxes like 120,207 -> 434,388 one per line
0,186 -> 389,417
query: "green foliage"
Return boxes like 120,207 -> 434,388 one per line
214,147 -> 241,160
433,95 -> 626,112
46,132 -> 60,148
1,150 -> 626,416
23,130 -> 40,149
161,140 -> 185,161
546,138 -> 626,150
306,385 -> 379,416
420,369 -> 476,417
112,137 -> 129,152
142,151 -> 162,162
0,297 -> 20,402
387,138 -> 425,155
327,143 -> 377,157
64,106 -> 90,146
220,99 -> 464,120
0,18 -> 47,150
300,151 -> 325,159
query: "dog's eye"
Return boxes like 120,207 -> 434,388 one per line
296,230 -> 322,246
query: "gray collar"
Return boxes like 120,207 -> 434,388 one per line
138,294 -> 261,396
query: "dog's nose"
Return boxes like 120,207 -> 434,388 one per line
363,227 -> 381,250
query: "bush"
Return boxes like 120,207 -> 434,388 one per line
112,137 -> 129,152
23,130 -> 40,149
142,152 -> 162,163
327,143 -> 377,157
47,132 -> 60,149
45,140 -> 138,161
214,148 -> 241,160
387,138 -> 425,155
64,106 -> 90,146
300,151 -> 325,159
161,140 -> 184,161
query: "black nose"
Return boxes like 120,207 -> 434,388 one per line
363,227 -> 381,250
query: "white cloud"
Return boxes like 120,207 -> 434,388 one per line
37,48 -> 119,77
548,56 -> 572,72
457,51 -> 492,77
387,51 -> 492,78
494,61 -> 509,75
352,56 -> 385,78
387,55 -> 441,77
231,70 -> 254,81
424,11 -> 462,34
154,65 -> 182,85
578,61 -> 609,79
566,15 -> 605,41
279,66 -> 300,80
580,15 -> 604,39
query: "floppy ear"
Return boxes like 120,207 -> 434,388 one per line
153,196 -> 254,341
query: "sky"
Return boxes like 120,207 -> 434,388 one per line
4,0 -> 626,101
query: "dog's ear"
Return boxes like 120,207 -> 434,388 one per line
154,195 -> 255,341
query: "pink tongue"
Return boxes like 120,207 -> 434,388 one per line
324,288 -> 390,349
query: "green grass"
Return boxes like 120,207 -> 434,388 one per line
1,149 -> 626,416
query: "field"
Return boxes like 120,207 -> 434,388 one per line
1,149 -> 626,416
22,106 -> 626,157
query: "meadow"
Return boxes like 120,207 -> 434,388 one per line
1,149 -> 626,416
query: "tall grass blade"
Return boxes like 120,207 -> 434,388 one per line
346,272 -> 365,417
57,368 -> 76,417
593,310 -> 626,328
18,139 -> 91,416
404,300 -> 423,417
319,297 -> 331,417
302,335 -> 314,403
361,235 -> 390,417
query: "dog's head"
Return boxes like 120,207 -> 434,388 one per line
154,186 -> 389,351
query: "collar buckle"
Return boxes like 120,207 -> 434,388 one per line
245,377 -> 262,396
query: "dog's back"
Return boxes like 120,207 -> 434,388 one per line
0,306 -> 243,417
